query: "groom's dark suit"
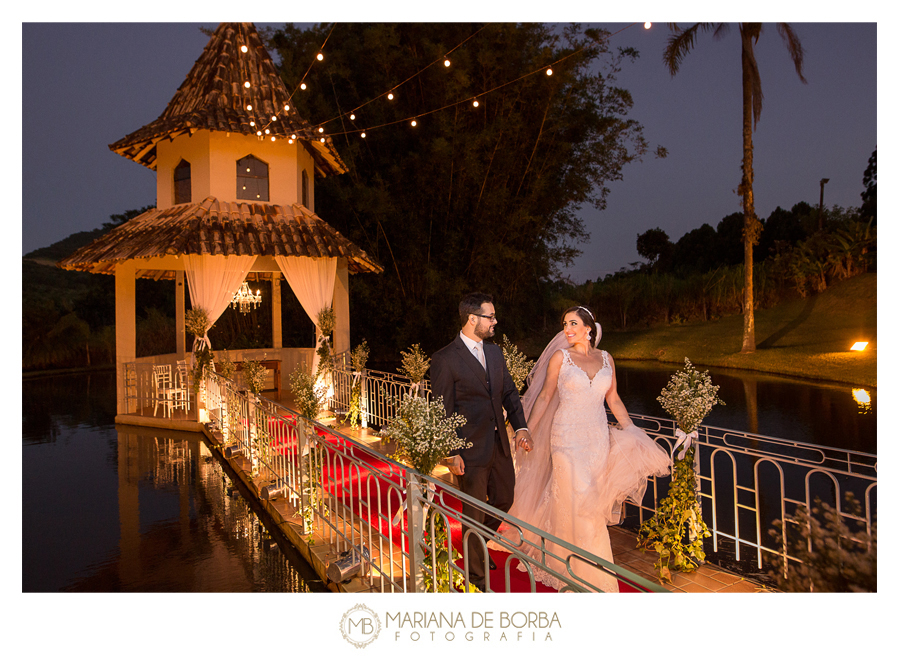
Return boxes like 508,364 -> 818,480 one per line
431,335 -> 528,585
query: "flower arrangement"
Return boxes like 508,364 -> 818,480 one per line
637,358 -> 724,582
348,340 -> 369,429
243,359 -> 267,396
399,343 -> 430,396
291,367 -> 325,420
185,307 -> 210,337
656,358 -> 724,434
314,306 -> 336,381
380,395 -> 469,475
217,350 -> 236,380
317,306 -> 336,337
500,335 -> 535,393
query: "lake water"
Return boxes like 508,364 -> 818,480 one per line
22,371 -> 327,593
21,364 -> 875,592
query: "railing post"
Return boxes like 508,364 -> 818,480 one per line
406,471 -> 426,593
360,370 -> 368,430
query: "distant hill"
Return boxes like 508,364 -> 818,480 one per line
24,226 -> 111,263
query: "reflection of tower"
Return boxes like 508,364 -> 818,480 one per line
742,378 -> 758,435
117,431 -> 141,587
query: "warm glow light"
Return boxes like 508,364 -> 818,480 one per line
851,342 -> 869,351
284,104 -> 290,111
644,22 -> 652,29
350,113 -> 356,120
271,136 -> 276,141
852,388 -> 871,405
265,129 -> 270,134
272,115 -> 277,121
288,139 -> 294,144
241,45 -> 248,53
250,121 -> 255,126
411,119 -> 417,127
361,132 -> 366,138
444,59 -> 451,67
546,68 -> 553,76
320,137 -> 326,142
246,104 -> 253,111
244,81 -> 251,88
317,52 -> 324,61
291,134 -> 297,140
300,83 -> 307,90
318,127 -> 324,133
473,99 -> 479,107
388,92 -> 394,100
256,131 -> 262,136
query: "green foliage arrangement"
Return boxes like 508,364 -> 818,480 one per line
316,306 -> 336,337
766,493 -> 876,592
380,395 -> 469,475
348,341 -> 369,429
243,359 -> 267,396
422,508 -> 478,593
500,334 -> 535,393
291,367 -> 326,420
399,344 -> 430,394
192,346 -> 213,393
637,359 -> 723,582
216,350 -> 236,380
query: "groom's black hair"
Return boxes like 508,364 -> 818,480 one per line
459,292 -> 493,326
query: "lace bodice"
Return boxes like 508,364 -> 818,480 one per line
556,348 -> 612,415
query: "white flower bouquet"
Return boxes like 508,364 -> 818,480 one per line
500,335 -> 535,393
657,358 -> 724,434
381,395 -> 469,475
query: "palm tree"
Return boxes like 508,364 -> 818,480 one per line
664,23 -> 806,353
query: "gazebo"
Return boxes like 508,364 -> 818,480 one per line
58,22 -> 382,419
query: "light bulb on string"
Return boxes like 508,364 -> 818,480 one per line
265,129 -> 270,134
272,116 -> 277,121
300,83 -> 307,90
318,127 -> 324,133
546,68 -> 553,76
288,139 -> 294,144
284,104 -> 290,112
473,98 -> 479,107
387,92 -> 394,100
317,52 -> 324,61
350,114 -> 356,121
444,58 -> 451,67
244,81 -> 251,88
320,137 -> 326,143
271,136 -> 276,141
644,22 -> 652,29
250,121 -> 255,127
291,134 -> 297,140
411,119 -> 417,127
256,131 -> 262,136
361,132 -> 366,138
247,104 -> 253,111
241,45 -> 248,53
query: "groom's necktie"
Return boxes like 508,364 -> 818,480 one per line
473,343 -> 486,370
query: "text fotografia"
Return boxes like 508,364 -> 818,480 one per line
387,611 -> 561,642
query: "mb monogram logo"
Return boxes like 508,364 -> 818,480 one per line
340,603 -> 381,648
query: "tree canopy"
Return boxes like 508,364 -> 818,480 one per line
269,23 -> 651,354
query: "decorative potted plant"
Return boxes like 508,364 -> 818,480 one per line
637,358 -> 724,582
399,343 -> 430,397
347,340 -> 369,429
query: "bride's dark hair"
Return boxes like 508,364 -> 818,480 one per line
562,305 -> 599,346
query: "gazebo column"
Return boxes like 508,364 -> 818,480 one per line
333,258 -> 350,355
272,273 -> 282,349
115,261 -> 137,415
175,269 -> 186,358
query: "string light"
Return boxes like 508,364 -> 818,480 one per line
473,98 -> 479,107
246,104 -> 252,111
444,58 -> 451,67
272,115 -> 277,121
411,119 -> 417,127
244,81 -> 251,88
361,132 -> 366,138
350,114 -> 356,120
387,92 -> 394,100
546,68 -> 553,76
644,22 -> 652,29
317,52 -> 324,61
300,82 -> 307,90
241,45 -> 248,53
284,104 -> 290,112
318,127 -> 324,133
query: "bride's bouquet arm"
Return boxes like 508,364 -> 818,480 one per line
604,354 -> 635,429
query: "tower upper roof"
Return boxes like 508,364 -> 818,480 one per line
108,22 -> 347,176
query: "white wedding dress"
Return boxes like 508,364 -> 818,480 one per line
496,341 -> 670,592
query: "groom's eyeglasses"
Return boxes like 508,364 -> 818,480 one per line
472,314 -> 497,323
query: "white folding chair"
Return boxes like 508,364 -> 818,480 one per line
175,359 -> 191,412
152,365 -> 176,417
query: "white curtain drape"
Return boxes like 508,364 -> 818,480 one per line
274,256 -> 337,326
275,256 -> 337,376
183,254 -> 256,352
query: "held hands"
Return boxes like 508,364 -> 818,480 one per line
515,429 -> 533,453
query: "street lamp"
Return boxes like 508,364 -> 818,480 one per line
818,178 -> 830,231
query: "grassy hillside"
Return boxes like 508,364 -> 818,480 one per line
598,273 -> 876,387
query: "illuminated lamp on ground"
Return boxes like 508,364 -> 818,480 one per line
850,342 -> 869,351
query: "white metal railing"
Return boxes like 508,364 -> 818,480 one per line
199,368 -> 665,593
327,358 -> 878,578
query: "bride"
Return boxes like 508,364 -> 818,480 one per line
497,305 -> 670,592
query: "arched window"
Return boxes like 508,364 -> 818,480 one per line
237,155 -> 269,202
174,159 -> 191,204
301,169 -> 309,208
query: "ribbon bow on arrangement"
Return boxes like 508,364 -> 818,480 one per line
673,428 -> 699,462
191,333 -> 213,367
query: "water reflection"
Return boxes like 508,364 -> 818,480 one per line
22,372 -> 327,593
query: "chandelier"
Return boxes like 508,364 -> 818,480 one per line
231,281 -> 262,314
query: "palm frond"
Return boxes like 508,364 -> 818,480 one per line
776,23 -> 807,83
663,23 -> 719,76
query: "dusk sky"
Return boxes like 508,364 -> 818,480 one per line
20,17 -> 878,284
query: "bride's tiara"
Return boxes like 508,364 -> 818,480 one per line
577,306 -> 595,322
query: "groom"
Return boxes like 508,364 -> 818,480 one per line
431,292 -> 532,589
